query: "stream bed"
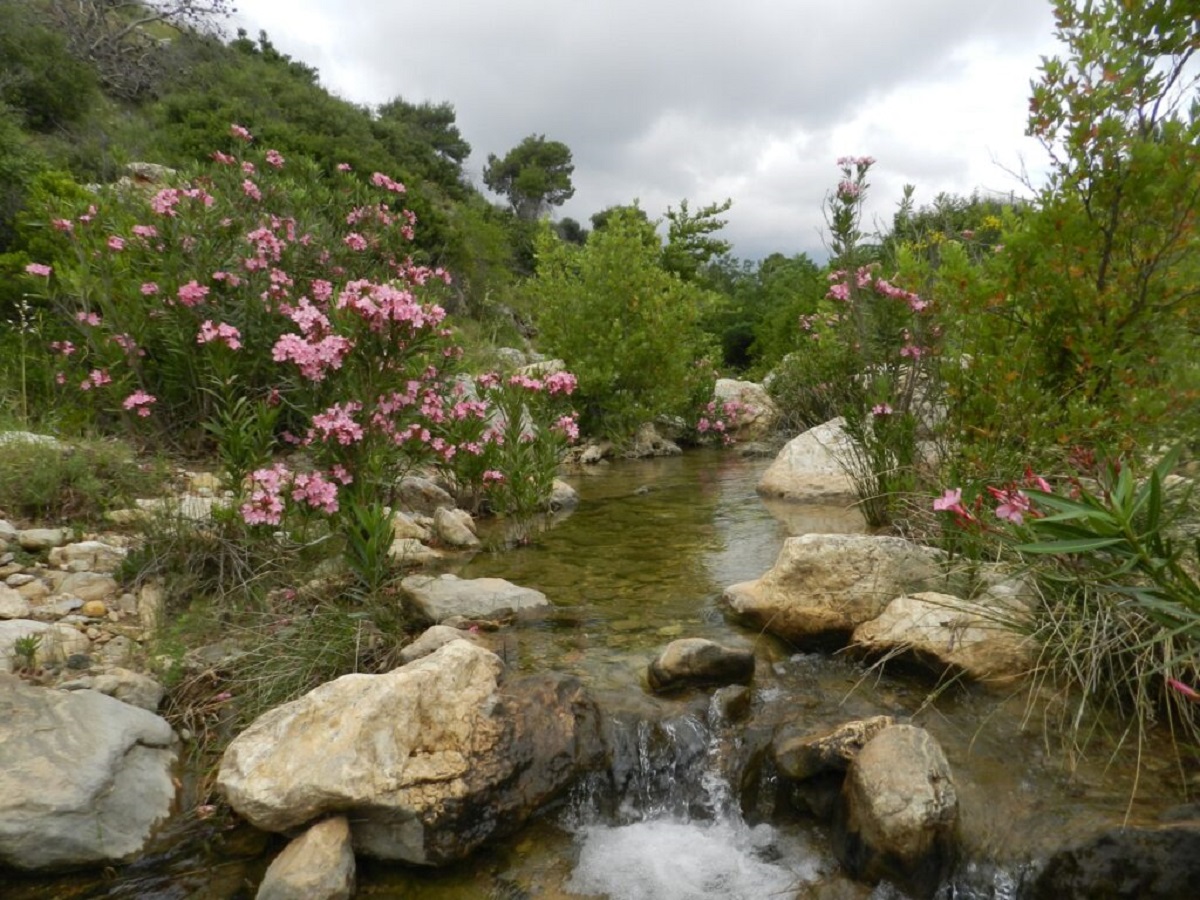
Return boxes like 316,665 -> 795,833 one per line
4,449 -> 1186,899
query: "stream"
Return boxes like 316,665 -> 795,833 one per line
4,449 -> 1185,899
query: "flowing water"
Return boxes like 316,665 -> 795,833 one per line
4,449 -> 1187,899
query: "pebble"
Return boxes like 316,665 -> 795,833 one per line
80,600 -> 108,618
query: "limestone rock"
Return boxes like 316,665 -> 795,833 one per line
0,584 -> 31,620
625,423 -> 681,459
433,507 -> 480,549
713,379 -> 780,441
396,476 -> 455,517
647,638 -> 755,693
835,724 -> 958,896
48,540 -> 127,574
390,510 -> 431,542
0,676 -> 177,870
774,715 -> 896,782
401,573 -> 548,624
851,592 -> 1035,683
757,418 -> 857,504
723,533 -> 952,644
0,620 -> 52,671
547,478 -> 579,512
398,625 -> 475,665
257,816 -> 355,900
18,528 -> 69,552
0,519 -> 17,545
217,641 -> 601,864
387,538 -> 446,567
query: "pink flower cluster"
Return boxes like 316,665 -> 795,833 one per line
241,464 -> 342,525
197,320 -> 242,350
122,390 -> 157,417
934,470 -> 1052,528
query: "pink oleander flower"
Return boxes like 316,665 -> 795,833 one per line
371,171 -> 406,193
197,320 -> 242,350
80,368 -> 111,391
49,340 -> 75,356
553,414 -> 580,442
545,371 -> 578,395
230,123 -> 253,142
482,470 -> 505,484
75,311 -> 101,326
837,180 -> 862,200
242,179 -> 262,201
336,162 -> 352,172
122,390 -> 156,417
871,403 -> 893,416
1168,679 -> 1200,702
988,486 -> 1032,525
132,224 -> 158,240
309,402 -> 364,445
141,282 -> 159,295
51,218 -> 73,233
211,150 -> 236,166
177,280 -> 209,307
25,262 -> 51,277
291,471 -> 339,514
826,281 -> 850,302
934,488 -> 965,513
265,149 -> 285,169
343,232 -> 368,251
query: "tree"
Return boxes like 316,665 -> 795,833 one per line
375,97 -> 470,188
41,0 -> 234,99
483,134 -> 574,220
661,198 -> 732,283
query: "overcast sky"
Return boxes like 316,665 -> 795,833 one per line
230,0 -> 1062,261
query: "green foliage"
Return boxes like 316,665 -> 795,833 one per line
484,134 -> 575,221
661,198 -> 733,283
526,211 -> 720,438
0,3 -> 98,132
0,436 -> 163,524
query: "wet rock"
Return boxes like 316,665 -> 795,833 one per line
624,423 -> 681,458
547,478 -> 579,512
756,417 -> 857,504
723,534 -> 953,645
713,378 -> 780,441
257,816 -> 355,900
218,641 -> 602,865
400,573 -> 548,624
18,528 -> 69,552
647,638 -> 755,693
390,510 -> 431,542
774,715 -> 896,782
396,476 -> 455,517
48,540 -> 127,574
0,675 -> 177,870
0,584 -> 31,619
398,624 -> 476,665
433,507 -> 481,549
851,592 -> 1035,684
834,724 -> 958,897
1031,820 -> 1200,900
711,685 -> 752,723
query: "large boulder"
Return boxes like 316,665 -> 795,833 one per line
774,715 -> 896,783
757,418 -> 856,504
0,676 -> 177,870
400,573 -> 548,624
713,379 -> 780,441
723,534 -> 953,645
647,638 -> 755,693
851,592 -> 1035,684
217,641 -> 602,865
834,724 -> 959,897
256,815 -> 355,900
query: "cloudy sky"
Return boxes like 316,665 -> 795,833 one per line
231,0 -> 1062,260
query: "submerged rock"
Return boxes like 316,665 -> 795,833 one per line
0,675 -> 177,870
834,724 -> 958,897
647,638 -> 755,693
400,573 -> 548,624
723,533 -> 952,645
256,816 -> 355,900
774,715 -> 896,782
217,641 -> 602,865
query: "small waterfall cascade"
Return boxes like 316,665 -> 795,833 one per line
561,695 -> 827,900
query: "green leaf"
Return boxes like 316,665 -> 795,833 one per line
1016,536 -> 1125,554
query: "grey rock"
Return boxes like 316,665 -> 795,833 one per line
256,816 -> 355,900
18,528 -> 69,552
647,638 -> 755,693
396,476 -> 455,517
400,574 -> 548,624
398,625 -> 475,665
48,541 -> 127,574
0,676 -> 177,870
774,715 -> 896,782
432,507 -> 480,549
757,417 -> 857,504
0,585 -> 31,620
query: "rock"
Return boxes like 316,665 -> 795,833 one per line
95,668 -> 165,711
0,519 -> 18,545
851,592 -> 1035,684
1030,820 -> 1200,900
625,423 -> 681,458
135,494 -> 227,521
578,441 -> 611,465
80,599 -> 109,618
18,528 -> 69,552
713,379 -> 780,441
0,620 -> 52,671
495,347 -> 528,369
125,161 -> 176,182
835,724 -> 958,896
433,507 -> 480,549
723,533 -> 953,645
0,675 -> 177,870
95,634 -> 137,668
48,540 -> 127,574
517,358 -> 566,379
390,510 -> 431,542
757,418 -> 857,504
774,716 -> 896,782
647,638 -> 755,693
711,685 -> 752,723
257,816 -> 355,900
0,432 -> 66,451
398,624 -> 475,665
396,476 -> 455,517
17,578 -> 51,603
138,581 -> 164,634
547,478 -> 579,512
0,585 -> 31,620
217,641 -> 601,864
387,538 -> 446,567
44,623 -> 91,664
400,574 -> 548,624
